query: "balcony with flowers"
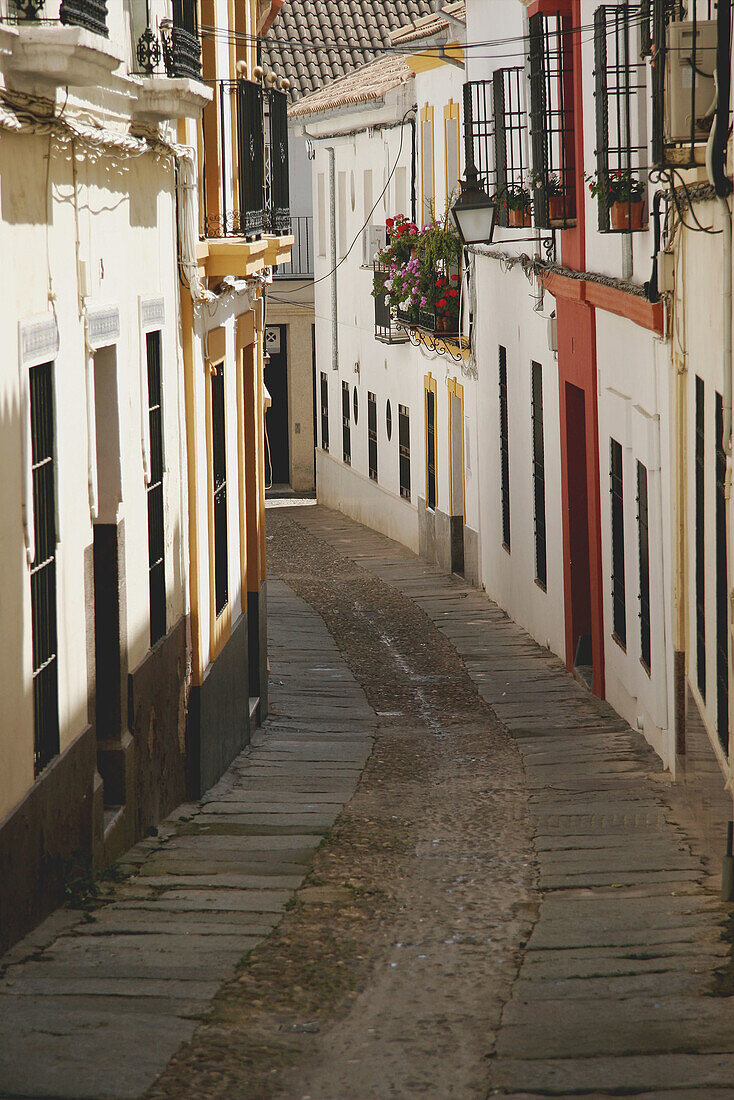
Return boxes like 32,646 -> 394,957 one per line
372,213 -> 467,358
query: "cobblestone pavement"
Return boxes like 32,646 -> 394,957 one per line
2,503 -> 734,1099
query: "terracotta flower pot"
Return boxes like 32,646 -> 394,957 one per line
548,195 -> 569,223
508,207 -> 532,228
610,199 -> 645,232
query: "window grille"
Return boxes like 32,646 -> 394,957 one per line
204,80 -> 266,238
368,391 -> 378,481
715,392 -> 729,751
373,260 -> 409,344
320,371 -> 329,451
29,362 -> 59,776
593,5 -> 648,232
695,376 -> 706,698
499,346 -> 511,550
464,79 -> 495,198
493,68 -> 530,228
211,361 -> 228,616
610,438 -> 627,646
426,389 -> 436,511
650,0 -> 718,168
531,362 -> 547,588
528,10 -> 577,227
268,87 -> 291,235
637,460 -> 651,671
342,381 -> 351,466
146,332 -> 166,646
399,404 -> 411,500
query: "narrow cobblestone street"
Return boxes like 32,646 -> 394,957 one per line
2,504 -> 734,1098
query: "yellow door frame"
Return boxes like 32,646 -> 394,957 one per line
447,377 -> 466,522
424,372 -> 438,508
205,326 -> 231,664
420,104 -> 435,222
444,100 -> 460,205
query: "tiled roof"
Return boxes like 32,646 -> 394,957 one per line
289,53 -> 413,119
262,0 -> 436,101
390,1 -> 465,44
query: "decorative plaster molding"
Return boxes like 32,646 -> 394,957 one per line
19,314 -> 59,367
140,295 -> 165,331
86,305 -> 120,349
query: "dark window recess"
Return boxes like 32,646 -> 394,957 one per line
499,345 -> 511,550
204,80 -> 266,239
399,404 -> 411,500
386,399 -> 392,441
695,375 -> 706,698
493,67 -> 529,227
368,391 -> 378,481
531,362 -> 547,587
426,388 -> 436,511
320,371 -> 329,451
29,361 -> 60,777
637,460 -> 651,671
715,392 -> 729,752
610,437 -> 627,646
268,87 -> 291,235
342,381 -> 351,466
593,5 -> 647,233
211,362 -> 228,616
528,10 -> 576,228
146,332 -> 166,646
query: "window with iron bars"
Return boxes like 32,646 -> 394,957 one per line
715,391 -> 729,752
528,10 -> 577,228
499,346 -> 511,551
368,391 -> 378,482
399,404 -> 411,500
320,371 -> 329,451
593,5 -> 648,232
29,361 -> 60,777
610,437 -> 627,647
426,388 -> 436,511
695,375 -> 706,699
637,460 -> 651,671
493,68 -> 531,228
202,82 -> 290,239
211,361 -> 228,617
342,381 -> 351,466
648,0 -> 718,169
531,362 -> 547,589
146,332 -> 166,647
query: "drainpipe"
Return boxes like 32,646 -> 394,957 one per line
410,115 -> 417,225
328,147 -> 338,371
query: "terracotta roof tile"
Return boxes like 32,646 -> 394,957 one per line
288,52 -> 413,119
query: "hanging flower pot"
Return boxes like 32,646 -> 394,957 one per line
508,206 -> 532,228
610,199 -> 645,232
548,194 -> 568,223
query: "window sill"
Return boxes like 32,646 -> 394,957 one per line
534,577 -> 547,593
612,632 -> 627,654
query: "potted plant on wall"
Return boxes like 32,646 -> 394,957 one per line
528,169 -> 572,226
587,169 -> 645,231
502,184 -> 532,228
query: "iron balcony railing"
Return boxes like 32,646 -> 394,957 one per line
202,79 -> 291,240
5,0 -> 108,36
135,0 -> 201,79
273,216 -> 313,278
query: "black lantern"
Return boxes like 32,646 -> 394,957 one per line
451,163 -> 496,246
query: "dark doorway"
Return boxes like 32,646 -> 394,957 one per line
264,325 -> 289,486
565,382 -> 593,687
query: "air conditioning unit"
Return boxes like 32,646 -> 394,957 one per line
664,19 -> 717,145
363,223 -> 387,266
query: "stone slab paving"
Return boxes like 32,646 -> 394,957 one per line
292,505 -> 734,1098
0,578 -> 375,1100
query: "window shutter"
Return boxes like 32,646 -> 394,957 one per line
528,13 -> 548,226
493,70 -> 508,227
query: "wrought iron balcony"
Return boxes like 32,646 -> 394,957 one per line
135,0 -> 201,79
273,216 -> 313,278
373,261 -> 409,344
5,0 -> 108,36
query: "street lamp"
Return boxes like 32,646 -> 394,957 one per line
451,82 -> 496,246
450,162 -> 496,246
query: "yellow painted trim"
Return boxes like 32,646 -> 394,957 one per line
204,238 -> 269,279
444,100 -> 460,202
179,275 -> 203,685
204,329 -> 232,664
424,372 -> 438,509
236,312 -> 255,601
420,104 -> 434,222
447,377 -> 466,522
243,333 -> 261,594
261,233 -> 295,267
257,329 -> 267,580
407,44 -> 465,74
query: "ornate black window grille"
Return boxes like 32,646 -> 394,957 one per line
637,460 -> 651,671
374,260 -> 409,344
7,0 -> 108,34
342,381 -> 351,466
368,391 -> 378,482
268,87 -> 291,234
464,78 -> 495,198
137,0 -> 200,78
211,361 -> 228,616
695,375 -> 706,698
610,437 -> 627,647
320,371 -> 329,451
715,391 -> 729,751
594,5 -> 648,232
29,362 -> 60,777
493,67 -> 530,228
146,332 -> 166,647
528,10 -> 577,228
499,345 -> 511,551
650,0 -> 718,168
399,404 -> 411,501
531,362 -> 547,588
203,79 -> 266,239
426,388 -> 436,511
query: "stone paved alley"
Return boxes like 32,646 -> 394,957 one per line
2,504 -> 734,1098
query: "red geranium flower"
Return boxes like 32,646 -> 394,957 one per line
448,289 -> 458,298
451,274 -> 459,281
437,298 -> 447,309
